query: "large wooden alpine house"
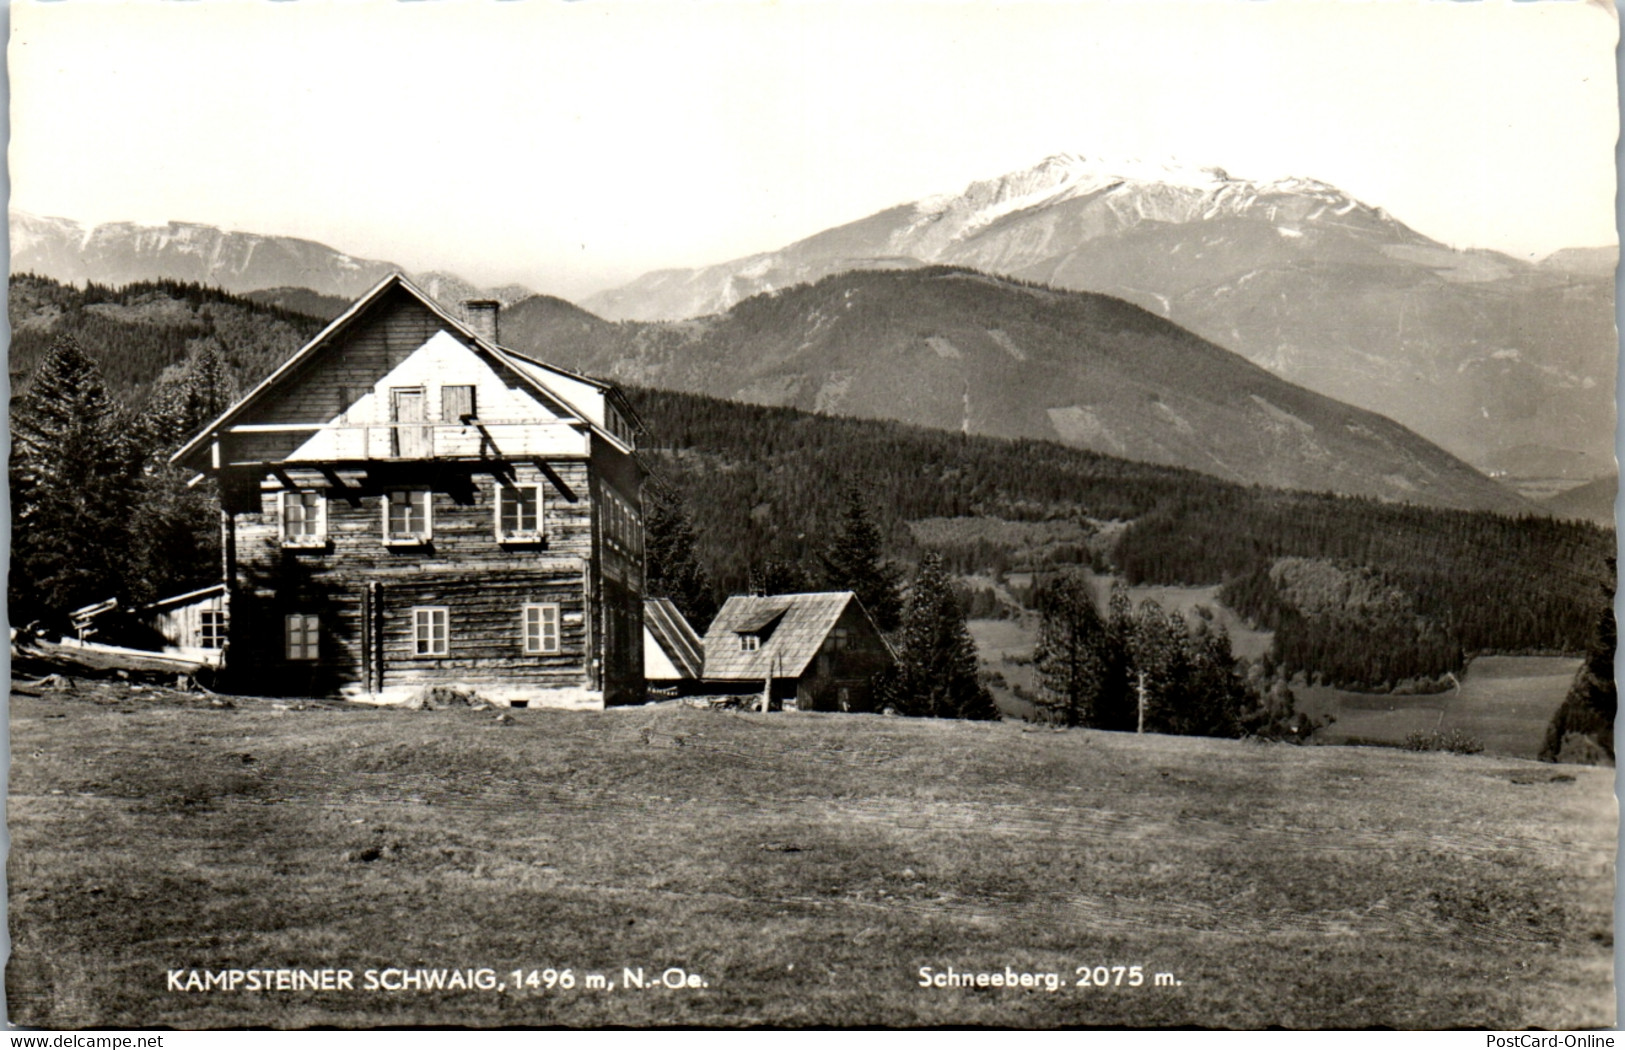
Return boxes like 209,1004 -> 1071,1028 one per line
171,274 -> 647,708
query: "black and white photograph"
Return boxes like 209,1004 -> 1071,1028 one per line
4,0 -> 1618,1032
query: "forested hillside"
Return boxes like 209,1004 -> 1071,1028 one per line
7,274 -> 1611,690
9,274 -> 325,395
625,386 -> 1611,688
497,267 -> 1531,514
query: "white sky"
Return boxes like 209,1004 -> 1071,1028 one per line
8,0 -> 1620,301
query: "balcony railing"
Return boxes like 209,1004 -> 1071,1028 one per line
220,420 -> 595,466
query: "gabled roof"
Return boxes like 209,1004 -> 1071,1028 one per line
732,606 -> 790,634
701,591 -> 864,680
140,583 -> 227,613
643,598 -> 704,679
171,272 -> 629,470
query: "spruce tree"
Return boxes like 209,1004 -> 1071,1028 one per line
1541,573 -> 1617,762
822,488 -> 902,631
10,337 -> 142,626
889,553 -> 998,720
142,339 -> 238,454
1096,582 -> 1140,731
643,475 -> 717,630
1032,570 -> 1106,727
128,341 -> 240,602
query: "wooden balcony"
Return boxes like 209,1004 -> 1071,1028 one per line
215,420 -> 593,468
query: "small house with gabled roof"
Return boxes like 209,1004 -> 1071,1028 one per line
171,273 -> 646,708
643,597 -> 705,689
699,591 -> 894,711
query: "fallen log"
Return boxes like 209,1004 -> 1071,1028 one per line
11,637 -> 216,684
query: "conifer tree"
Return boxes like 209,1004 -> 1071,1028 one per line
889,552 -> 998,720
141,339 -> 238,454
643,476 -> 718,630
1126,599 -> 1190,734
1032,570 -> 1106,727
126,341 -> 240,602
10,337 -> 142,625
822,488 -> 902,631
1095,582 -> 1140,731
1541,571 -> 1617,762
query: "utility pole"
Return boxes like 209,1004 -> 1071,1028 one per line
760,650 -> 776,713
1136,670 -> 1147,734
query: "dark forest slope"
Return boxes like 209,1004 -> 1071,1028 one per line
625,385 -> 1611,685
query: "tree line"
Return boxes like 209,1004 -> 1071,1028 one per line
10,336 -> 237,628
627,385 -> 1611,689
8,273 -> 1612,699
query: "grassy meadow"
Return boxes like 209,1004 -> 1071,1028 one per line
1301,656 -> 1583,759
7,679 -> 1614,1029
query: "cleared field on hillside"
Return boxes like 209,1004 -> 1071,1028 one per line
8,680 -> 1614,1029
1301,656 -> 1582,759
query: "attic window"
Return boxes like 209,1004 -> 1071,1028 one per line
606,406 -> 634,448
739,634 -> 761,652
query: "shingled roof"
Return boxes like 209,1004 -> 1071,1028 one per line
701,591 -> 861,681
644,598 -> 704,680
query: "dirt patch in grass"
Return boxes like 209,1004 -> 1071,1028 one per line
7,678 -> 1614,1028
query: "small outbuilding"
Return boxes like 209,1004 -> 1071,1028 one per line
643,597 -> 705,693
699,591 -> 894,712
64,584 -> 228,665
141,584 -> 229,660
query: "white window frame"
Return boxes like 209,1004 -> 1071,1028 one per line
495,483 -> 544,544
285,613 -> 319,662
280,491 -> 327,548
740,633 -> 760,652
384,489 -> 433,546
200,610 -> 226,650
522,603 -> 561,654
412,606 -> 449,657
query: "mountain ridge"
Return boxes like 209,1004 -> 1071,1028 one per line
9,210 -> 533,308
499,265 -> 1530,516
579,154 -> 1616,480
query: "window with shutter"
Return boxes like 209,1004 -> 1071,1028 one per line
442,385 -> 476,423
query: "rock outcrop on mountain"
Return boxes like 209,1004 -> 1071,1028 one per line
9,210 -> 531,307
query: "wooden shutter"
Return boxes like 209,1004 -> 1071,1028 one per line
442,385 -> 476,423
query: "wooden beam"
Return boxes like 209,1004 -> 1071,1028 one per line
319,466 -> 364,507
535,459 -> 580,502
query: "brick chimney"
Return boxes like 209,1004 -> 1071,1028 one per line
464,299 -> 500,344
